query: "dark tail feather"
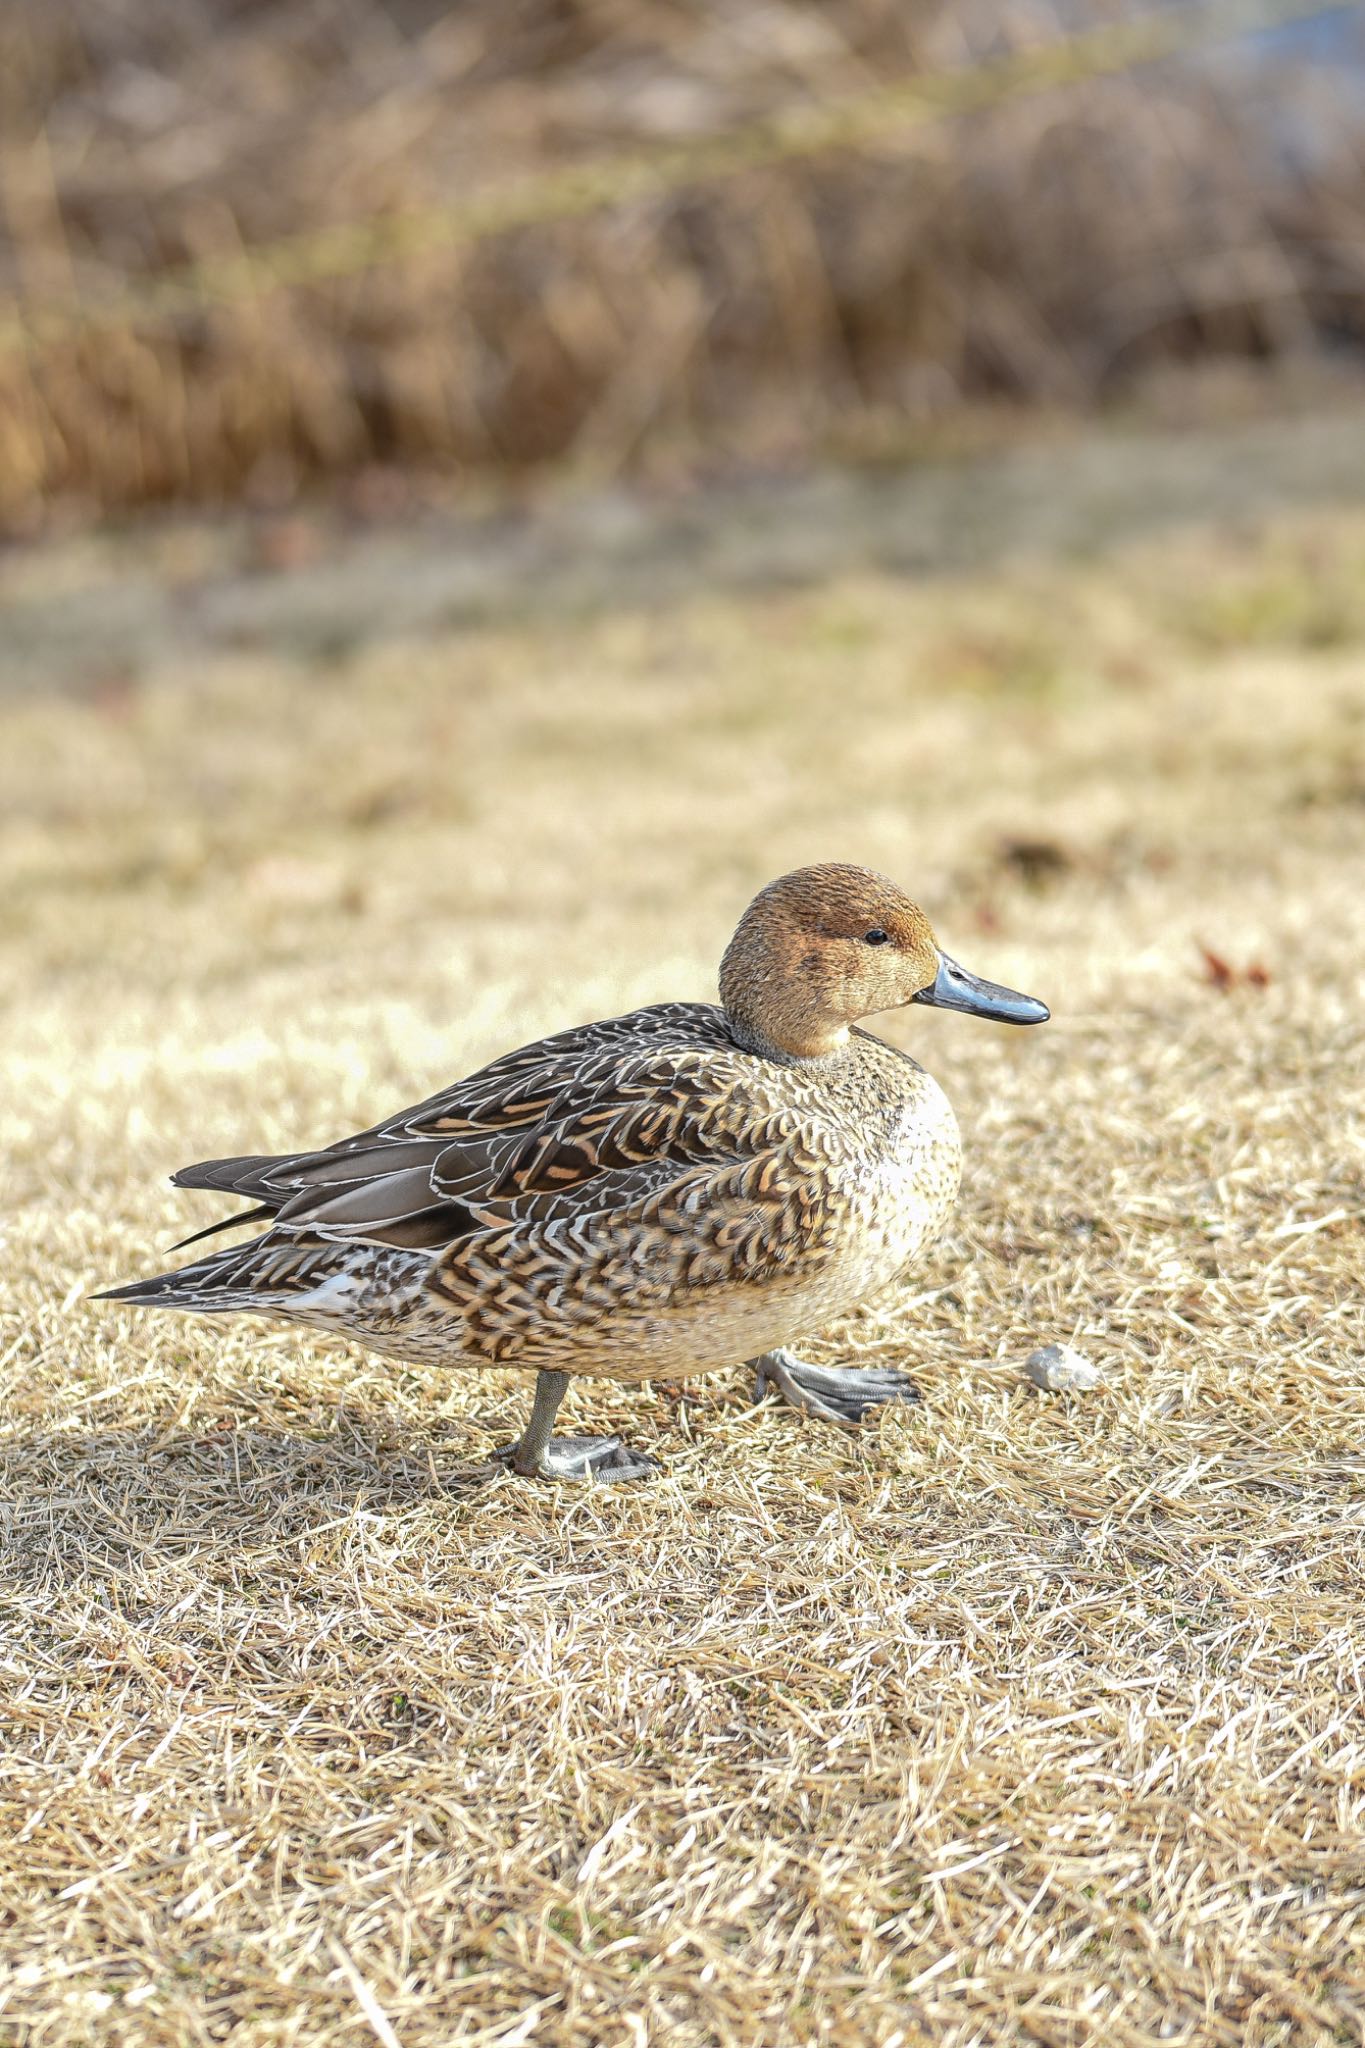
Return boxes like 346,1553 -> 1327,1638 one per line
92,1241 -> 258,1311
94,1275 -> 185,1306
166,1203 -> 274,1254
171,1154 -> 287,1200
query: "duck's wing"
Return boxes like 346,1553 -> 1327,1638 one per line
169,1003 -> 808,1257
102,1001 -> 840,1328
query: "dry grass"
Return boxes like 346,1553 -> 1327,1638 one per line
2,0 -> 1364,532
3,450 -> 1365,2044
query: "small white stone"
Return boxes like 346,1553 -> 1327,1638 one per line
1023,1344 -> 1103,1392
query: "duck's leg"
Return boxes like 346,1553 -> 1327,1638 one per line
497,1369 -> 661,1483
751,1348 -> 920,1426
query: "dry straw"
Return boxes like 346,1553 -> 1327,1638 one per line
0,0 -> 1331,357
1,0 -> 1363,530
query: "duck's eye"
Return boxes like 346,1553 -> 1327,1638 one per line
864,928 -> 891,946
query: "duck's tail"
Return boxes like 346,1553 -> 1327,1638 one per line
92,1145 -> 300,1310
93,1240 -> 278,1314
93,1230 -> 345,1316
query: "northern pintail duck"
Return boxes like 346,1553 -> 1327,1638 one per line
99,864 -> 1048,1481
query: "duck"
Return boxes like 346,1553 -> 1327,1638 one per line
97,863 -> 1048,1482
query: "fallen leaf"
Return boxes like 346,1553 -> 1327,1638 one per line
1200,946 -> 1235,991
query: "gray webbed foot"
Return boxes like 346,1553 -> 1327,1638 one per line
497,1434 -> 661,1483
752,1347 -> 921,1427
500,1368 -> 660,1482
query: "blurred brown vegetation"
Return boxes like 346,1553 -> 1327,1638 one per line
1,0 -> 1363,534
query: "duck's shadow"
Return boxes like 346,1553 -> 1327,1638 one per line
0,1414 -> 516,1588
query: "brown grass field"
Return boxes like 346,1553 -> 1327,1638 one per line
3,422 -> 1365,2043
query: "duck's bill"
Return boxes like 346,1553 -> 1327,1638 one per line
912,952 -> 1050,1026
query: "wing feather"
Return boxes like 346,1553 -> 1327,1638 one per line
167,1003 -> 778,1260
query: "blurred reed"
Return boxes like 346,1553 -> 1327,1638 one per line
0,0 -> 1362,533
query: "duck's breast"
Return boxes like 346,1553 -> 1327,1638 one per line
817,1062 -> 962,1303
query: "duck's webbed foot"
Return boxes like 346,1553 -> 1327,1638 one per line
752,1347 -> 921,1427
497,1434 -> 660,1483
497,1369 -> 660,1484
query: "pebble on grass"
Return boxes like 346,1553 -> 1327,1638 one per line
1023,1343 -> 1104,1392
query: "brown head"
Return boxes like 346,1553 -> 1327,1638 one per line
718,863 -> 1049,1061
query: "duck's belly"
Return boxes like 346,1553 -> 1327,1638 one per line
291,1240 -> 927,1382
286,1084 -> 962,1383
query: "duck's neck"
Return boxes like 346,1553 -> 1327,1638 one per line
723,1004 -> 850,1066
718,929 -> 853,1062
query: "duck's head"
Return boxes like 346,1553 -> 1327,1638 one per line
719,862 -> 1049,1061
